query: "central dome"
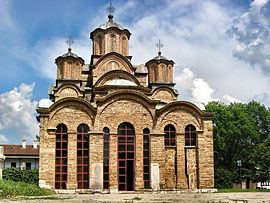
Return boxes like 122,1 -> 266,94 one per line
99,14 -> 123,30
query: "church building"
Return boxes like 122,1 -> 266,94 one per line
37,12 -> 215,192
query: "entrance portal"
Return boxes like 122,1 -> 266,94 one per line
117,122 -> 135,191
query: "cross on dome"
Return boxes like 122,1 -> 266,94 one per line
66,36 -> 74,51
106,0 -> 115,15
155,39 -> 164,55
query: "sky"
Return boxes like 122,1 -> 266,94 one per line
0,0 -> 270,144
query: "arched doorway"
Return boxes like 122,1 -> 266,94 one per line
117,122 -> 135,191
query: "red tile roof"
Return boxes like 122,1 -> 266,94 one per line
0,144 -> 39,156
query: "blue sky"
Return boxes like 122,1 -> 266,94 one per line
0,0 -> 270,144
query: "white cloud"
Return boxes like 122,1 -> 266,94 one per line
222,95 -> 242,104
0,83 -> 39,141
192,78 -> 217,106
12,0 -> 270,108
228,0 -> 270,73
0,134 -> 8,143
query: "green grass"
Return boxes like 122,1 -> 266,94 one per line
0,179 -> 55,198
16,196 -> 71,200
218,188 -> 270,193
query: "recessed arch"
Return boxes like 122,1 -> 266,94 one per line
97,90 -> 157,125
93,52 -> 135,73
94,70 -> 141,87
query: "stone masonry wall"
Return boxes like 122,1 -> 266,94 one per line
186,148 -> 197,189
197,120 -> 214,189
39,97 -> 214,191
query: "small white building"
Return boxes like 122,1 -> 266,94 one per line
0,140 -> 39,170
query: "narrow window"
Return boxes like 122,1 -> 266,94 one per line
55,124 -> 68,189
103,127 -> 110,189
164,125 -> 176,147
110,35 -> 115,52
77,124 -> 89,189
153,66 -> 157,82
185,125 -> 196,146
98,36 -> 102,55
143,128 -> 150,189
122,37 -> 126,55
68,62 -> 72,79
59,62 -> 63,79
76,62 -> 79,79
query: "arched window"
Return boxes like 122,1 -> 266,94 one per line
117,122 -> 135,191
143,128 -> 150,189
122,37 -> 126,55
55,124 -> 68,189
185,125 -> 196,146
77,124 -> 89,189
98,35 -> 102,55
59,62 -> 63,79
110,35 -> 115,52
164,125 -> 176,147
103,127 -> 110,189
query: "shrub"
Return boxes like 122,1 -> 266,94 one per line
2,168 -> 39,185
215,167 -> 233,189
0,179 -> 54,198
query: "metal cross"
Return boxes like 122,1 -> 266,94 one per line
155,39 -> 164,54
66,36 -> 74,49
106,0 -> 115,15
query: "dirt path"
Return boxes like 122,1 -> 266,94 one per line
1,192 -> 270,203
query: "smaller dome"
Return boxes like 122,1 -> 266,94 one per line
99,14 -> 123,30
62,48 -> 79,58
153,51 -> 168,61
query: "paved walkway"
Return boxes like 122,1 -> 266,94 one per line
1,192 -> 270,202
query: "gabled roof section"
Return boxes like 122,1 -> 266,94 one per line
1,145 -> 39,156
48,97 -> 96,113
157,101 -> 214,117
96,90 -> 159,105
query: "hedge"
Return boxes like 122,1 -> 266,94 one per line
2,168 -> 39,185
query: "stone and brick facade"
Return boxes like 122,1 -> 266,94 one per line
37,14 -> 215,192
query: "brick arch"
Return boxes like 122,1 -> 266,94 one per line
156,101 -> 204,133
97,91 -> 156,132
94,70 -> 141,87
93,52 -> 135,76
48,98 -> 96,130
54,83 -> 82,99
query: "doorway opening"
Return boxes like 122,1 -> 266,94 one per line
117,122 -> 135,191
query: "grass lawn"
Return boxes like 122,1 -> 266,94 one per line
0,179 -> 55,198
218,188 -> 270,193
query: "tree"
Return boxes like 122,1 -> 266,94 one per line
205,101 -> 270,188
